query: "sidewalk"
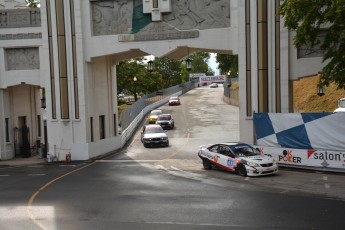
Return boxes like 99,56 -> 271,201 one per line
0,154 -> 46,167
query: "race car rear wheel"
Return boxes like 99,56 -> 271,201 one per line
202,159 -> 212,170
236,164 -> 247,176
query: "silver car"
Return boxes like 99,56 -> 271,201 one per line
198,142 -> 278,176
141,124 -> 169,148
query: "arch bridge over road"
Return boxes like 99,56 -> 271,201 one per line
0,0 -> 324,161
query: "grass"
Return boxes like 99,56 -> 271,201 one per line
293,75 -> 345,112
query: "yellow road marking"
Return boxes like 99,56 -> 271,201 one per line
27,161 -> 98,230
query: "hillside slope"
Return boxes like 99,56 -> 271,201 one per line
293,75 -> 345,112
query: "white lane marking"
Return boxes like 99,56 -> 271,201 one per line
280,190 -> 290,194
59,165 -> 77,167
323,176 -> 328,181
155,164 -> 226,187
170,166 -> 182,171
0,174 -> 9,177
28,174 -> 46,176
325,184 -> 331,189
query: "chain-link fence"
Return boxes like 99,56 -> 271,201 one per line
119,81 -> 196,131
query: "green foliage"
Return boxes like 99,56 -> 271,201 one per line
179,51 -> 214,81
153,57 -> 182,88
26,0 -> 39,8
190,51 -> 214,75
116,52 -> 218,97
280,0 -> 345,89
116,58 -> 148,98
216,54 -> 238,77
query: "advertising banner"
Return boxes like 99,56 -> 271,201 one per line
256,146 -> 345,171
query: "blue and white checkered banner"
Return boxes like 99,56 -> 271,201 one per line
254,113 -> 345,151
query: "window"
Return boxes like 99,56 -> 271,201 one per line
297,30 -> 327,59
37,115 -> 41,137
209,145 -> 219,153
99,115 -> 105,139
90,117 -> 94,142
5,118 -> 9,142
219,145 -> 230,156
153,0 -> 158,8
114,114 -> 117,136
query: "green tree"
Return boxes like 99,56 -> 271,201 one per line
190,51 -> 213,75
216,54 -> 238,77
280,0 -> 345,89
116,59 -> 146,100
26,0 -> 39,8
153,57 -> 182,88
180,52 -> 214,82
116,58 -> 162,99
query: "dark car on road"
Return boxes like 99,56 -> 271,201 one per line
156,114 -> 174,129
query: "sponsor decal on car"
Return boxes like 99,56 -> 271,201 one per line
227,158 -> 235,167
213,154 -> 219,162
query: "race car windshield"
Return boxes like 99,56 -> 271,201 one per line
145,128 -> 163,134
158,116 -> 170,121
232,146 -> 260,157
151,111 -> 162,115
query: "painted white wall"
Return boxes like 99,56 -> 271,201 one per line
288,31 -> 326,80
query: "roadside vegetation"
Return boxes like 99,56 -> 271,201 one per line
293,75 -> 345,112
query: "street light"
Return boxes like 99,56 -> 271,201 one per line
186,58 -> 192,71
317,83 -> 325,96
317,72 -> 325,96
186,48 -> 192,71
133,76 -> 138,101
147,60 -> 153,72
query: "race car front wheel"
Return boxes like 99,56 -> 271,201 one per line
236,164 -> 247,176
202,159 -> 212,170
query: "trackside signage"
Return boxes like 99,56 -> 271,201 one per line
189,73 -> 225,84
256,146 -> 345,170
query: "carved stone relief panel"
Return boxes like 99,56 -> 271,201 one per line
164,0 -> 230,30
5,47 -> 40,70
0,9 -> 41,28
91,0 -> 230,38
91,0 -> 134,36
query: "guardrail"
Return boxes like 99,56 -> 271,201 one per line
120,82 -> 197,147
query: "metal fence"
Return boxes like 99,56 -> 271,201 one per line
223,77 -> 238,97
119,81 -> 196,131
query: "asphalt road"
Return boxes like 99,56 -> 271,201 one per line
1,85 -> 345,230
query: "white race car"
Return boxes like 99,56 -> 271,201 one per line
198,142 -> 278,177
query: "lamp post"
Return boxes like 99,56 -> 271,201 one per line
147,60 -> 153,72
133,76 -> 138,101
227,70 -> 231,78
186,58 -> 192,71
186,47 -> 192,71
317,72 -> 325,96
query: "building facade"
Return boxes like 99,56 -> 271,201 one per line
0,0 -> 324,161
